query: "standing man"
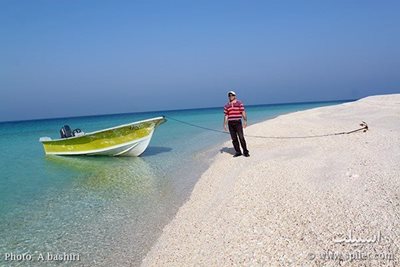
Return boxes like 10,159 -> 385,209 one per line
223,91 -> 250,157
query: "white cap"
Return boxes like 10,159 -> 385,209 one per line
228,91 -> 236,96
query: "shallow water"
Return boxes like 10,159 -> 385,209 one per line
0,100 -> 349,266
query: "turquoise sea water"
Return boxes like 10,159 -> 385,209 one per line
0,100 -> 350,266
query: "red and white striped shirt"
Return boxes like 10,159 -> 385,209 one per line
224,100 -> 245,121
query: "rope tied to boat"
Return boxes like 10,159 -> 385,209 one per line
163,115 -> 369,139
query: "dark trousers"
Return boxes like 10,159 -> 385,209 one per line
228,120 -> 249,154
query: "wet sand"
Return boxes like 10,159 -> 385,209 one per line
142,94 -> 400,266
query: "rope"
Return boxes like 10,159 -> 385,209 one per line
164,115 -> 369,139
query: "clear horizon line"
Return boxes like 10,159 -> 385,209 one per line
0,97 -> 356,124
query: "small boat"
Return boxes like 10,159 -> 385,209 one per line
39,116 -> 166,156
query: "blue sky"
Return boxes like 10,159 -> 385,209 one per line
1,0 -> 399,121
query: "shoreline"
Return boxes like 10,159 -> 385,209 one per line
141,94 -> 400,266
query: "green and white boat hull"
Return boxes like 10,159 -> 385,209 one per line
39,116 -> 166,157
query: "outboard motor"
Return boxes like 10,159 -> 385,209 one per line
60,125 -> 73,138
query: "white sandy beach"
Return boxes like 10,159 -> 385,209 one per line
142,94 -> 400,266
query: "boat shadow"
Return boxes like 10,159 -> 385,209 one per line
141,146 -> 172,156
44,156 -> 159,194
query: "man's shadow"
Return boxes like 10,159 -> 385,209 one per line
219,147 -> 236,155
